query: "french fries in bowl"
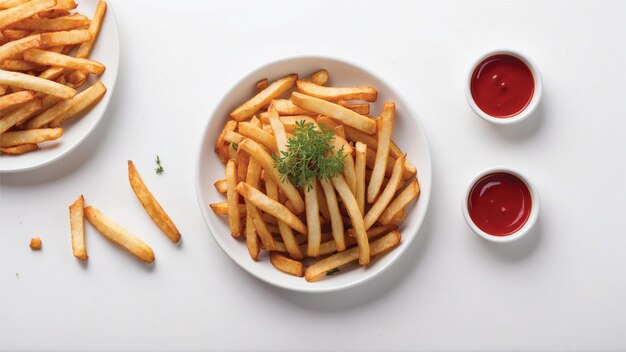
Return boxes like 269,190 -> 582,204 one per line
196,57 -> 431,292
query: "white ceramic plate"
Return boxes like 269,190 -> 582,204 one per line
196,57 -> 431,292
0,0 -> 120,173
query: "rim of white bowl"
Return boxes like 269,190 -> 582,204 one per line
465,49 -> 542,125
195,55 -> 432,292
461,166 -> 540,243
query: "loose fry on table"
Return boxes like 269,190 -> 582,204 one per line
331,174 -> 370,265
10,15 -> 90,31
270,252 -> 303,277
368,102 -> 395,203
364,155 -> 405,230
0,0 -> 56,29
319,179 -> 346,251
338,100 -> 370,115
378,178 -> 420,225
214,179 -> 227,194
238,138 -> 305,214
0,143 -> 38,155
354,141 -> 367,215
237,121 -> 278,154
296,79 -> 377,102
0,34 -> 40,62
236,182 -> 307,234
265,177 -> 302,259
32,81 -> 106,128
225,159 -> 241,237
0,69 -> 75,98
305,181 -> 321,258
0,0 -> 30,9
304,230 -> 401,282
40,29 -> 91,47
128,161 -> 181,243
84,206 -> 155,263
230,73 -> 297,121
29,236 -> 42,250
69,194 -> 87,260
291,92 -> 376,134
310,69 -> 328,85
244,152 -> 275,251
75,0 -> 106,58
24,48 -> 105,75
0,127 -> 61,147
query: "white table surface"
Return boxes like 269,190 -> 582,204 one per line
2,0 -> 626,350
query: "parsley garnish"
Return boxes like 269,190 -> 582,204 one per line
231,142 -> 238,151
326,268 -> 340,276
155,155 -> 164,175
272,121 -> 345,190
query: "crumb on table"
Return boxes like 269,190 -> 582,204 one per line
29,237 -> 42,250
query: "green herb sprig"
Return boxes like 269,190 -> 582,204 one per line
273,121 -> 345,190
155,155 -> 164,175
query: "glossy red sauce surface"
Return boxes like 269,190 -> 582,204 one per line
470,54 -> 534,118
468,172 -> 532,236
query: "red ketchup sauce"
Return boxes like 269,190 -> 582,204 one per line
470,54 -> 534,118
468,172 -> 532,236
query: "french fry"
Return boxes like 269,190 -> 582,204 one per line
0,127 -> 61,147
0,0 -> 30,9
214,179 -> 227,194
222,130 -> 243,145
291,92 -> 376,134
319,179 -> 346,251
84,206 -> 155,263
0,34 -> 41,62
210,202 -> 246,216
368,102 -> 394,203
331,174 -> 369,265
47,81 -> 106,127
270,252 -> 303,276
75,0 -> 106,58
387,208 -> 407,226
347,224 -> 399,240
230,73 -> 297,121
255,78 -> 268,93
236,182 -> 307,234
355,142 -> 367,215
0,69 -> 75,98
0,59 -> 46,71
378,178 -> 420,225
244,152 -> 275,251
338,100 -> 370,115
128,161 -> 181,243
265,177 -> 303,259
304,230 -> 401,282
236,149 -> 249,183
215,120 -> 237,152
267,103 -> 288,153
296,80 -> 377,102
225,159 -> 241,237
310,69 -> 328,86
37,8 -> 70,18
245,206 -> 259,260
0,0 -> 56,29
364,155 -> 405,230
24,49 -> 105,75
237,121 -> 278,154
10,15 -> 90,31
0,143 -> 38,155
315,181 -> 331,220
69,194 -> 87,260
0,90 -> 35,111
366,146 -> 415,180
0,97 -> 41,134
1,29 -> 30,41
305,181 -> 321,257
271,99 -> 311,115
40,29 -> 91,47
29,236 -> 42,250
238,138 -> 305,214
278,115 -> 317,133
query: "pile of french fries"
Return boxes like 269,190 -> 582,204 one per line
0,0 -> 107,155
67,161 -> 180,263
211,69 -> 421,282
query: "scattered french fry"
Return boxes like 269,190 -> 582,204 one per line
69,195 -> 87,260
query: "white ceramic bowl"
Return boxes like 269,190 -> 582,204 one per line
195,56 -> 432,292
465,49 -> 542,125
462,166 -> 540,243
0,0 -> 120,173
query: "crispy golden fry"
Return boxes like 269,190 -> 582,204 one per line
10,14 -> 90,31
0,0 -> 56,29
210,202 -> 246,216
338,100 -> 370,115
347,224 -> 399,240
214,179 -> 227,194
0,34 -> 41,62
364,155 -> 405,230
332,125 -> 345,139
222,130 -> 243,145
29,236 -> 42,250
230,74 -> 297,121
378,178 -> 420,225
84,206 -> 155,263
0,127 -> 61,147
0,143 -> 38,155
1,29 -> 30,41
0,97 -> 41,134
271,98 -> 311,115
37,65 -> 64,80
265,178 -> 303,259
387,208 -> 407,226
40,29 -> 91,47
0,59 -> 45,71
37,8 -> 70,18
225,159 -> 241,237
24,49 -> 105,75
215,120 -> 237,152
319,179 -> 346,251
366,146 -> 415,180
46,81 -> 106,127
0,90 -> 35,111
0,84 -> 7,95
267,104 -> 288,153
244,153 -> 275,251
0,69 -> 75,98
128,161 -> 181,243
331,174 -> 370,265
310,69 -> 328,85
69,194 -> 87,260
236,148 -> 249,183
270,252 -> 303,276
315,181 -> 330,220
245,206 -> 259,260
291,92 -> 376,134
236,182 -> 307,234
368,102 -> 395,203
75,0 -> 105,58
238,138 -> 305,214
296,79 -> 377,102
304,230 -> 401,282
304,182 -> 321,257
255,78 -> 268,93
237,121 -> 278,154
0,0 -> 30,9
354,141 -> 367,215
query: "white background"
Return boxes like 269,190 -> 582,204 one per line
1,0 -> 626,350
